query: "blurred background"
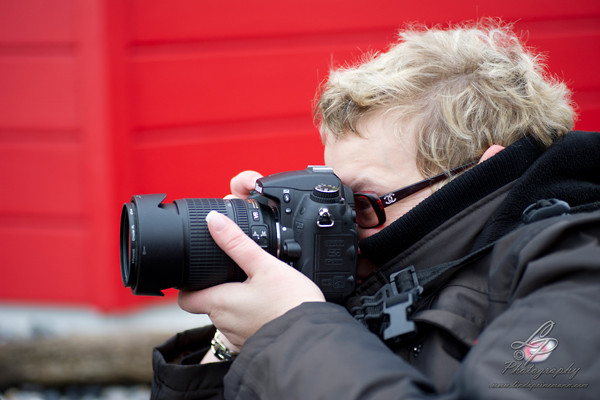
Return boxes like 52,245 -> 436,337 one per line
0,0 -> 599,395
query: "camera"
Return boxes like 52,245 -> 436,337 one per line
120,166 -> 358,303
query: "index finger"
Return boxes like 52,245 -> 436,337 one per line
230,170 -> 263,199
206,210 -> 276,278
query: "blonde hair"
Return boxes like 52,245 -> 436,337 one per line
315,20 -> 575,176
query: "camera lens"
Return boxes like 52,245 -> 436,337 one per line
120,194 -> 277,296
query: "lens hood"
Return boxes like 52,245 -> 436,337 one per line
121,194 -> 185,296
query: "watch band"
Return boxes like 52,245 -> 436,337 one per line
210,329 -> 239,361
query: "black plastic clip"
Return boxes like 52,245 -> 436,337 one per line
382,266 -> 423,341
522,198 -> 571,224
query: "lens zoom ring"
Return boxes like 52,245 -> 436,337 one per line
185,199 -> 232,288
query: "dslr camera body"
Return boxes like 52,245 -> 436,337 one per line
120,166 -> 358,303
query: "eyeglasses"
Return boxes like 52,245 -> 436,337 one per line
353,161 -> 477,228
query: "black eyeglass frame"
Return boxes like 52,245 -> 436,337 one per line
353,161 -> 477,228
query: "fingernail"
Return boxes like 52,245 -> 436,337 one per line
206,210 -> 227,231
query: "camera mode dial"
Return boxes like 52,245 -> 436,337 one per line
311,184 -> 340,203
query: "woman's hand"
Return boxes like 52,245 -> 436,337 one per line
178,211 -> 325,349
179,170 -> 325,359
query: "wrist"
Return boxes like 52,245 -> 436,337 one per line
204,329 -> 240,363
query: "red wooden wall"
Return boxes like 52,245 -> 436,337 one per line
1,0 -> 599,311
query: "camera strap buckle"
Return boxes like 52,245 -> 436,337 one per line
384,267 -> 423,340
352,266 -> 423,342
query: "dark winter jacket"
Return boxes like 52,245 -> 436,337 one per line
152,131 -> 600,399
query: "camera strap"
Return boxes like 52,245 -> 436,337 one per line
350,242 -> 495,342
351,198 -> 589,343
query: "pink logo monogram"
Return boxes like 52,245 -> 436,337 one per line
511,320 -> 559,364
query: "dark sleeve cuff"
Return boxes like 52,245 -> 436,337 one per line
151,325 -> 230,400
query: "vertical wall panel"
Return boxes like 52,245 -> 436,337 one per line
0,0 -> 86,306
76,0 -> 125,310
